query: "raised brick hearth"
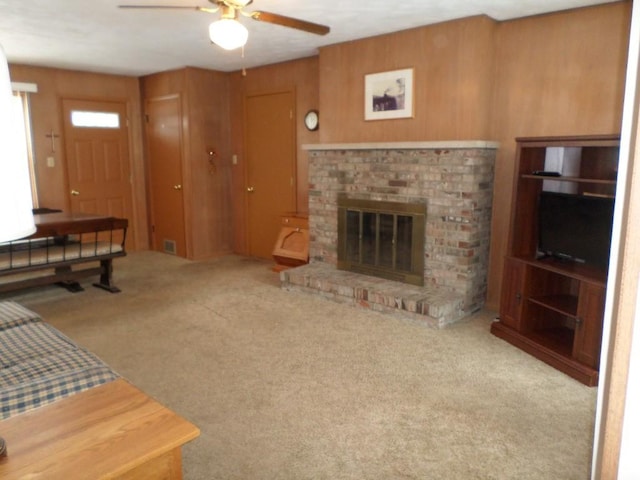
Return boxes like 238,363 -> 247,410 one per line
281,141 -> 498,327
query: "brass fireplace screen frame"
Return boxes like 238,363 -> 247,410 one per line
337,196 -> 426,286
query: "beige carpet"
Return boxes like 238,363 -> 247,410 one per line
6,251 -> 597,480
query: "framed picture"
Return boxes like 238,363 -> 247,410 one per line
364,68 -> 414,121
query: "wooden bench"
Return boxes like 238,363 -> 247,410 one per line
0,213 -> 128,294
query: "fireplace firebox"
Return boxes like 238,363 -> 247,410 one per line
337,196 -> 426,286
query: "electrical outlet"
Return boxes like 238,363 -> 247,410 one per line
46,156 -> 55,167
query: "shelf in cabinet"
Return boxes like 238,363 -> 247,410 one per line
514,255 -> 607,286
529,294 -> 578,318
520,174 -> 616,185
526,327 -> 574,358
491,321 -> 599,386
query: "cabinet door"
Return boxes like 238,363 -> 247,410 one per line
499,258 -> 527,330
573,282 -> 606,368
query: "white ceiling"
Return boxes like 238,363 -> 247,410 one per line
0,0 -> 620,77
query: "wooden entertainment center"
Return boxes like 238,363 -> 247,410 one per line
491,134 -> 619,386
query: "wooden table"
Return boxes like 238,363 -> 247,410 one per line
0,379 -> 200,479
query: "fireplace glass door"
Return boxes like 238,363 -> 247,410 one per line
338,197 -> 425,286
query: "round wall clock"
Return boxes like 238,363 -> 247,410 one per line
304,109 -> 319,131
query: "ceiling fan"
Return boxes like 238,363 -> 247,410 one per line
119,0 -> 330,51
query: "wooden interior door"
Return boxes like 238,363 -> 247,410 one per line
62,98 -> 134,246
144,95 -> 187,257
245,91 -> 296,259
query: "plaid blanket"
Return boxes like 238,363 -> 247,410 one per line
0,301 -> 118,419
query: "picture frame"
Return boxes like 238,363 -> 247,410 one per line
364,68 -> 414,121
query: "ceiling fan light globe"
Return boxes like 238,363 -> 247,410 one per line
209,19 -> 248,50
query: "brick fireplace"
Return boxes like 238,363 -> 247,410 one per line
280,141 -> 498,327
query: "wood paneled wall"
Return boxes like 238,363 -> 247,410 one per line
7,64 -> 148,251
228,56 -> 319,253
141,67 -> 233,260
318,15 -> 496,143
185,67 -> 233,259
315,2 -> 631,309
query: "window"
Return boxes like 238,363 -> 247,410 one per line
70,110 -> 120,128
11,89 -> 38,207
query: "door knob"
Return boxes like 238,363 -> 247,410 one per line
173,184 -> 182,190
247,186 -> 255,193
70,190 -> 80,196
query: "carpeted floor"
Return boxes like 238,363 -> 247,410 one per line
5,251 -> 597,480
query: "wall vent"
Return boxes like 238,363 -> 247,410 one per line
163,239 -> 177,255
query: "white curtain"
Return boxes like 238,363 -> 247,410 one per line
0,44 -> 35,242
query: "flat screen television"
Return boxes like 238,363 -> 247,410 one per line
537,191 -> 615,270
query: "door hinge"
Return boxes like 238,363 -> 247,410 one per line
290,110 -> 293,120
145,114 -> 150,123
151,225 -> 155,233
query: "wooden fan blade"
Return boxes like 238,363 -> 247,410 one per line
249,11 -> 330,36
118,5 -> 218,13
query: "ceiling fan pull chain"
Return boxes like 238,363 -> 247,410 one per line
241,45 -> 247,76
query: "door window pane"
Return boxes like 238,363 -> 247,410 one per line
71,110 -> 120,128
